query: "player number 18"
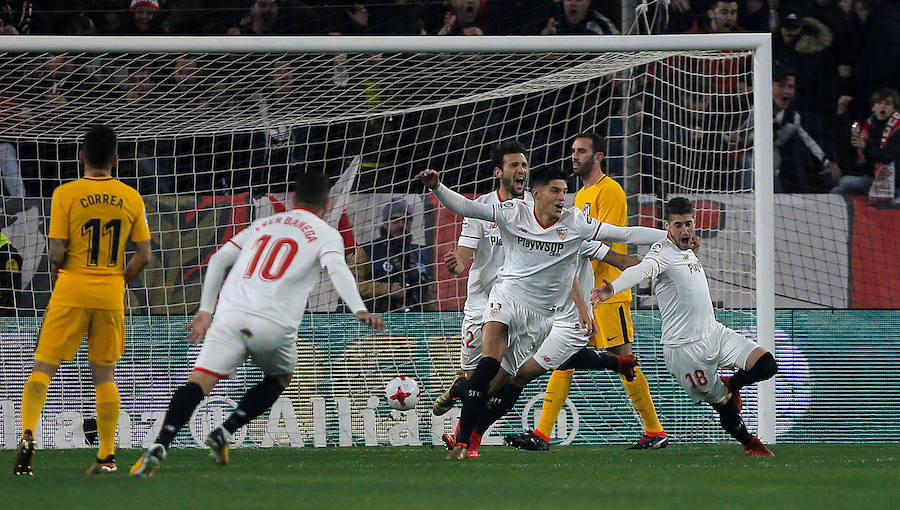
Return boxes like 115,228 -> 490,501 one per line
685,370 -> 708,387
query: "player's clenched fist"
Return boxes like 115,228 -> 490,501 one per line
417,168 -> 441,190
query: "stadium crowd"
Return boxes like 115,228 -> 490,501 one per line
1,0 -> 899,198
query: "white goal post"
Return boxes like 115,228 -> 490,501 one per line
1,34 -> 775,445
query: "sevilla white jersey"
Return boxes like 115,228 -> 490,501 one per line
554,240 -> 610,324
215,207 -> 345,329
457,190 -> 533,315
644,238 -> 718,346
433,184 -> 666,313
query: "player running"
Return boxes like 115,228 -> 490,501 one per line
130,172 -> 384,478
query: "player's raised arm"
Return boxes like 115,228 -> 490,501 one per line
592,222 -> 667,245
417,168 -> 495,222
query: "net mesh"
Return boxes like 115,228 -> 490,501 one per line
0,46 -> 771,447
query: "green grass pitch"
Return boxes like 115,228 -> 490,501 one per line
2,444 -> 895,509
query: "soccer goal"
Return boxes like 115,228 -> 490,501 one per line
0,34 -> 774,448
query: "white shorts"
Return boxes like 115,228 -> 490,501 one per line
483,287 -> 554,376
194,310 -> 297,378
663,322 -> 758,405
459,311 -> 483,371
533,320 -> 591,371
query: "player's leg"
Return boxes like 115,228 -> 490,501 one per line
85,309 -> 127,474
207,316 -> 297,466
16,305 -> 87,475
86,362 -> 119,474
716,326 -> 776,456
451,319 -> 507,458
433,313 -> 480,416
510,323 -> 582,449
724,346 -> 777,393
131,314 -> 247,478
603,304 -> 666,448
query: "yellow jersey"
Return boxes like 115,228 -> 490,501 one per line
48,176 -> 151,310
574,175 -> 630,304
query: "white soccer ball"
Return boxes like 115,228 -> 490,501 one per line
385,376 -> 420,411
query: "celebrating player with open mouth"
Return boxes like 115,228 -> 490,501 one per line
418,165 -> 667,459
592,197 -> 777,457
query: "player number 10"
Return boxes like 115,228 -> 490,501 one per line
243,234 -> 299,281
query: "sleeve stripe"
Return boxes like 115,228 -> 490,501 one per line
593,222 -> 601,240
228,239 -> 242,249
320,250 -> 342,257
459,235 -> 480,240
590,245 -> 603,258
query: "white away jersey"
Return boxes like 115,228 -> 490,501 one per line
457,190 -> 533,315
432,183 -> 666,314
554,241 -> 610,324
216,208 -> 345,329
645,238 -> 718,345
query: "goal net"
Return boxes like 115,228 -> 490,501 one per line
0,35 -> 774,449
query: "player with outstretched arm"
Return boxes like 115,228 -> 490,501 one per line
592,197 -> 777,456
130,172 -> 384,477
432,140 -> 531,420
418,165 -> 667,459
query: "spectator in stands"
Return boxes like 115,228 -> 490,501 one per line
0,231 -> 22,315
774,8 -> 839,144
769,64 -> 840,192
227,0 -> 320,35
686,0 -> 746,33
853,0 -> 900,101
351,197 -> 434,312
329,2 -> 373,35
0,94 -> 28,197
539,0 -> 618,35
1,0 -> 32,34
369,0 -> 426,34
740,0 -> 774,32
437,0 -> 487,35
121,0 -> 165,35
833,88 -> 900,195
66,12 -> 99,35
228,0 -> 282,35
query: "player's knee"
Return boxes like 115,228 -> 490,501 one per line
751,352 -> 777,381
271,373 -> 292,388
263,375 -> 289,392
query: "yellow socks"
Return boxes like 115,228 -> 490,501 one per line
21,371 -> 51,436
95,382 -> 120,459
535,369 -> 574,440
621,367 -> 665,435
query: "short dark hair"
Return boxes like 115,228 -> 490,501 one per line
530,166 -> 568,188
82,125 -> 117,169
772,64 -> 796,84
293,171 -> 330,209
871,87 -> 900,107
665,197 -> 694,219
490,140 -> 527,169
573,132 -> 606,154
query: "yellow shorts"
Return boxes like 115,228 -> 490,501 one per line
589,302 -> 634,349
36,305 -> 125,365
